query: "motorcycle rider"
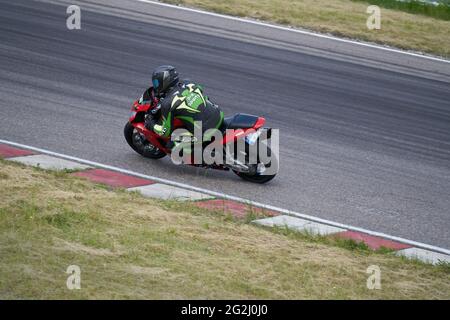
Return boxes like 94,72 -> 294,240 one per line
143,65 -> 224,150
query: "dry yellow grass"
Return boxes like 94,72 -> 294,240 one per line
0,160 -> 449,299
163,0 -> 450,57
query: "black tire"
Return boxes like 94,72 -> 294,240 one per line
233,143 -> 278,184
124,122 -> 167,159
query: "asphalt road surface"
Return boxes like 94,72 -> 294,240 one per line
1,0 -> 450,248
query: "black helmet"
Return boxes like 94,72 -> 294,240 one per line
152,65 -> 179,97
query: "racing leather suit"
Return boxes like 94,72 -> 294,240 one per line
143,80 -> 224,142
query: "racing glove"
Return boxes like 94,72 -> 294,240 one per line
144,102 -> 162,131
144,113 -> 157,131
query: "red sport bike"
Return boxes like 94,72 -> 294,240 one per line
124,99 -> 278,183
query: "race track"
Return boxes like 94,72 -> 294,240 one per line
1,0 -> 450,248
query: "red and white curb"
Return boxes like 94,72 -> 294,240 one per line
10,154 -> 92,171
1,140 -> 449,265
128,184 -> 215,201
254,215 -> 346,236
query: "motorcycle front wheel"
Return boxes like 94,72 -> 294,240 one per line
124,122 -> 167,159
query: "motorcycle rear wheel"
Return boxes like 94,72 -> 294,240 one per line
233,143 -> 278,184
124,122 -> 167,159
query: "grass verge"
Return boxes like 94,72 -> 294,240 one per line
352,0 -> 450,21
161,0 -> 450,58
0,159 -> 449,299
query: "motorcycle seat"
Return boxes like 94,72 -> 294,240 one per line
222,113 -> 258,130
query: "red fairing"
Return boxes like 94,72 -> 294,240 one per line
254,117 -> 266,130
221,117 -> 266,145
133,122 -> 170,153
129,96 -> 162,122
132,100 -> 149,112
128,98 -> 184,155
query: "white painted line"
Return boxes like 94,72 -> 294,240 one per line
9,154 -> 91,171
136,0 -> 449,64
254,215 -> 311,228
1,139 -> 449,256
253,215 -> 346,236
128,183 -> 215,201
396,247 -> 450,265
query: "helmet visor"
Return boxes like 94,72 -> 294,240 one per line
152,79 -> 160,91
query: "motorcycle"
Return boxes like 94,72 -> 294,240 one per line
124,98 -> 278,183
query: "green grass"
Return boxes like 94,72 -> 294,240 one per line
1,159 -> 449,299
352,0 -> 450,21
